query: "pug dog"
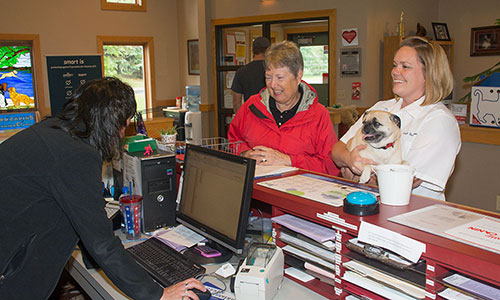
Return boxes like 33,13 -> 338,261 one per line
346,110 -> 403,183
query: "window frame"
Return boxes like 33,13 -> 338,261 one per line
97,36 -> 156,119
101,0 -> 146,12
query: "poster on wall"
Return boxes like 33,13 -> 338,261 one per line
46,55 -> 102,116
341,28 -> 359,46
0,45 -> 36,112
352,82 -> 361,100
235,32 -> 247,65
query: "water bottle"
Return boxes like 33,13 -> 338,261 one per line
186,85 -> 200,112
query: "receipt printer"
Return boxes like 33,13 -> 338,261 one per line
234,243 -> 284,300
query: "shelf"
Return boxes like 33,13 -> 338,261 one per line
460,124 -> 500,145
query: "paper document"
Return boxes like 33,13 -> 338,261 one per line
358,221 -> 425,263
258,173 -> 377,207
389,204 -> 500,255
443,273 -> 500,300
155,224 -> 205,248
285,267 -> 315,282
282,245 -> 335,270
254,165 -> 298,178
279,230 -> 336,263
342,271 -> 417,300
343,260 -> 425,299
272,214 -> 335,243
439,288 -> 477,300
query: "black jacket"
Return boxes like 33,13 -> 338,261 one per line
0,118 -> 162,299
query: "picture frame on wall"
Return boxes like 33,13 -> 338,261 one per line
432,23 -> 451,41
187,39 -> 200,75
470,25 -> 500,56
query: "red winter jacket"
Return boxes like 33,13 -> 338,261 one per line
228,81 -> 340,176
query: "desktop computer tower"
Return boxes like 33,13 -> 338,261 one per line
121,150 -> 177,232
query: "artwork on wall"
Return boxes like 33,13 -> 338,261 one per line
470,25 -> 500,56
432,22 -> 451,41
0,45 -> 36,112
188,39 -> 200,75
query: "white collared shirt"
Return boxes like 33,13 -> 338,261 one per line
341,96 -> 461,200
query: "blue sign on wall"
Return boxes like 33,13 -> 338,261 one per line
46,55 -> 102,116
0,112 -> 36,130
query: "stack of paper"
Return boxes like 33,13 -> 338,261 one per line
343,260 -> 425,299
272,214 -> 335,243
342,270 -> 418,300
154,225 -> 205,251
254,165 -> 298,178
443,273 -> 500,300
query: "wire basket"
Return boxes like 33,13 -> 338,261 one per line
198,137 -> 242,155
172,137 -> 242,155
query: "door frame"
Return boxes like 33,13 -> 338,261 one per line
211,9 -> 336,137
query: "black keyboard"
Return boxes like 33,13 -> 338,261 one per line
126,237 -> 206,287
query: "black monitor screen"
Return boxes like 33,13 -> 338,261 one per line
177,144 -> 255,254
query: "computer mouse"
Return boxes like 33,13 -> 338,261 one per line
190,288 -> 211,300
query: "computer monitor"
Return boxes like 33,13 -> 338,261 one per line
176,144 -> 256,263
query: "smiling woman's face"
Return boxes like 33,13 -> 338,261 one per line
265,64 -> 302,105
391,46 -> 426,105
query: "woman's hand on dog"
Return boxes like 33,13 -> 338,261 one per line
242,146 -> 292,166
346,144 -> 378,175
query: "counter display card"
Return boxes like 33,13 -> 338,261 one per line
389,204 -> 500,254
257,173 -> 378,207
46,55 -> 102,116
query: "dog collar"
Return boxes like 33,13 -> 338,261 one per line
377,142 -> 395,150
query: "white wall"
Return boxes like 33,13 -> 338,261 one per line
439,0 -> 500,212
2,0 -> 181,114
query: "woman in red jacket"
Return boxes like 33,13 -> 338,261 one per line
228,41 -> 340,176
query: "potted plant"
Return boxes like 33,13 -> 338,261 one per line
160,125 -> 180,145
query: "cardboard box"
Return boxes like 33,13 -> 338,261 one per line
469,86 -> 500,128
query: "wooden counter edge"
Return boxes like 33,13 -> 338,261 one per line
460,124 -> 500,146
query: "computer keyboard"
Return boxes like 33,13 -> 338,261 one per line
126,237 -> 206,287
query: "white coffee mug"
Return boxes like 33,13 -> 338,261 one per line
373,164 -> 415,206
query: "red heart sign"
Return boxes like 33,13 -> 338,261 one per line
342,30 -> 357,44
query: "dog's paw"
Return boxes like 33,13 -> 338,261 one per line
359,170 -> 371,184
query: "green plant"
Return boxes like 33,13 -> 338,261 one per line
458,61 -> 500,103
160,125 -> 181,135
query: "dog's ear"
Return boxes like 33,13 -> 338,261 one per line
390,114 -> 401,128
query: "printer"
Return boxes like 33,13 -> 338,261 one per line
234,243 -> 284,300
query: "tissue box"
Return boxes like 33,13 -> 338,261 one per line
470,86 -> 500,128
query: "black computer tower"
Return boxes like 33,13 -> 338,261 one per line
122,151 -> 177,232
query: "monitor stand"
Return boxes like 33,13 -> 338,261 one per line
183,240 -> 232,265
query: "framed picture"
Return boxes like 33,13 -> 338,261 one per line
187,39 -> 200,75
470,26 -> 500,56
432,23 -> 451,41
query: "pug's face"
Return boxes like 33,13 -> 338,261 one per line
361,111 -> 401,145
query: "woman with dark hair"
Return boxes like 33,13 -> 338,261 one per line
0,77 -> 205,300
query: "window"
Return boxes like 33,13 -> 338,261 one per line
300,45 -> 329,84
97,36 -> 155,119
101,0 -> 146,12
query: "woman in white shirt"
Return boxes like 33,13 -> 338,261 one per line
331,36 -> 461,200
